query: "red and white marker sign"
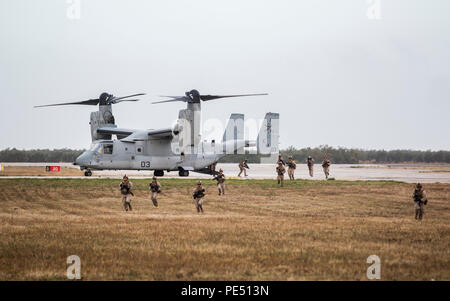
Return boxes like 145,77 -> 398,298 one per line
46,166 -> 61,172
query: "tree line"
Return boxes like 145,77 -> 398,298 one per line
0,148 -> 85,163
1,146 -> 449,163
220,145 -> 450,164
278,145 -> 450,164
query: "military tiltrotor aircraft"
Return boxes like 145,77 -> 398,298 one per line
35,90 -> 279,177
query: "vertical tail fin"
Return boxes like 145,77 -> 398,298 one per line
257,112 -> 279,155
222,113 -> 244,154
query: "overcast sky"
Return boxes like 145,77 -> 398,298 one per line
1,0 -> 449,151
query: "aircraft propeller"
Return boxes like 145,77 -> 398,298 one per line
152,89 -> 267,104
34,92 -> 146,108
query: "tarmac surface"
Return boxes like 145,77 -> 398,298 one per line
2,163 -> 450,183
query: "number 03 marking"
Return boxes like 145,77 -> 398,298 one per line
140,161 -> 150,168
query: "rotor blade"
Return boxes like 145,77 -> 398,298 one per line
152,96 -> 190,104
158,95 -> 185,99
110,99 -> 140,104
116,99 -> 139,102
34,99 -> 100,108
200,93 -> 268,101
109,93 -> 146,102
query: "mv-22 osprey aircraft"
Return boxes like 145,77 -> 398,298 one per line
35,90 -> 279,177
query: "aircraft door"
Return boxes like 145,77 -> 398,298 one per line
123,144 -> 136,162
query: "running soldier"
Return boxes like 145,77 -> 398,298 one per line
306,156 -> 315,177
193,181 -> 206,213
413,183 -> 428,220
287,156 -> 296,180
119,175 -> 133,211
238,158 -> 249,177
149,176 -> 161,207
276,162 -> 286,187
213,169 -> 226,195
322,156 -> 331,179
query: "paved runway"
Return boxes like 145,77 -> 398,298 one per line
1,163 -> 450,183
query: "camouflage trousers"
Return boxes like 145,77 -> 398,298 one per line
288,168 -> 295,180
238,167 -> 247,177
151,191 -> 158,207
194,197 -> 204,213
122,194 -> 132,211
217,183 -> 225,195
414,201 -> 424,220
323,166 -> 330,179
277,175 -> 284,187
308,166 -> 314,177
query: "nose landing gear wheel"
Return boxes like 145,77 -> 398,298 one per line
178,170 -> 189,177
84,170 -> 92,177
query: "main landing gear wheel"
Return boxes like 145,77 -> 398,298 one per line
154,170 -> 164,177
84,170 -> 92,177
178,170 -> 189,177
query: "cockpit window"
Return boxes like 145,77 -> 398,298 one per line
90,143 -> 101,153
89,143 -> 113,154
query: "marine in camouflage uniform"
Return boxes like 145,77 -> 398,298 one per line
277,155 -> 286,166
238,159 -> 249,177
149,176 -> 161,207
287,156 -> 296,180
413,183 -> 428,220
119,175 -> 133,211
306,156 -> 314,177
322,156 -> 331,179
193,181 -> 206,213
213,169 -> 226,195
276,162 -> 286,187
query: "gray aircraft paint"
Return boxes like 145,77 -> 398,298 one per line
75,100 -> 278,175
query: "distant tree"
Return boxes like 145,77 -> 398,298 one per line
0,148 -> 85,162
1,147 -> 449,164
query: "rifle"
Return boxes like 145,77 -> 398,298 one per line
120,183 -> 133,196
150,183 -> 161,193
413,190 -> 426,204
212,174 -> 225,182
193,189 -> 205,199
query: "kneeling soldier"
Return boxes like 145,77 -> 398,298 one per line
213,169 -> 226,195
413,183 -> 428,220
193,181 -> 206,213
149,176 -> 161,207
287,156 -> 296,180
276,162 -> 286,187
120,175 -> 133,211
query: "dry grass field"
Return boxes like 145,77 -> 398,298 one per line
0,178 -> 449,280
0,166 -> 84,177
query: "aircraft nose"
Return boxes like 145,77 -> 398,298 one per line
75,152 -> 91,166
